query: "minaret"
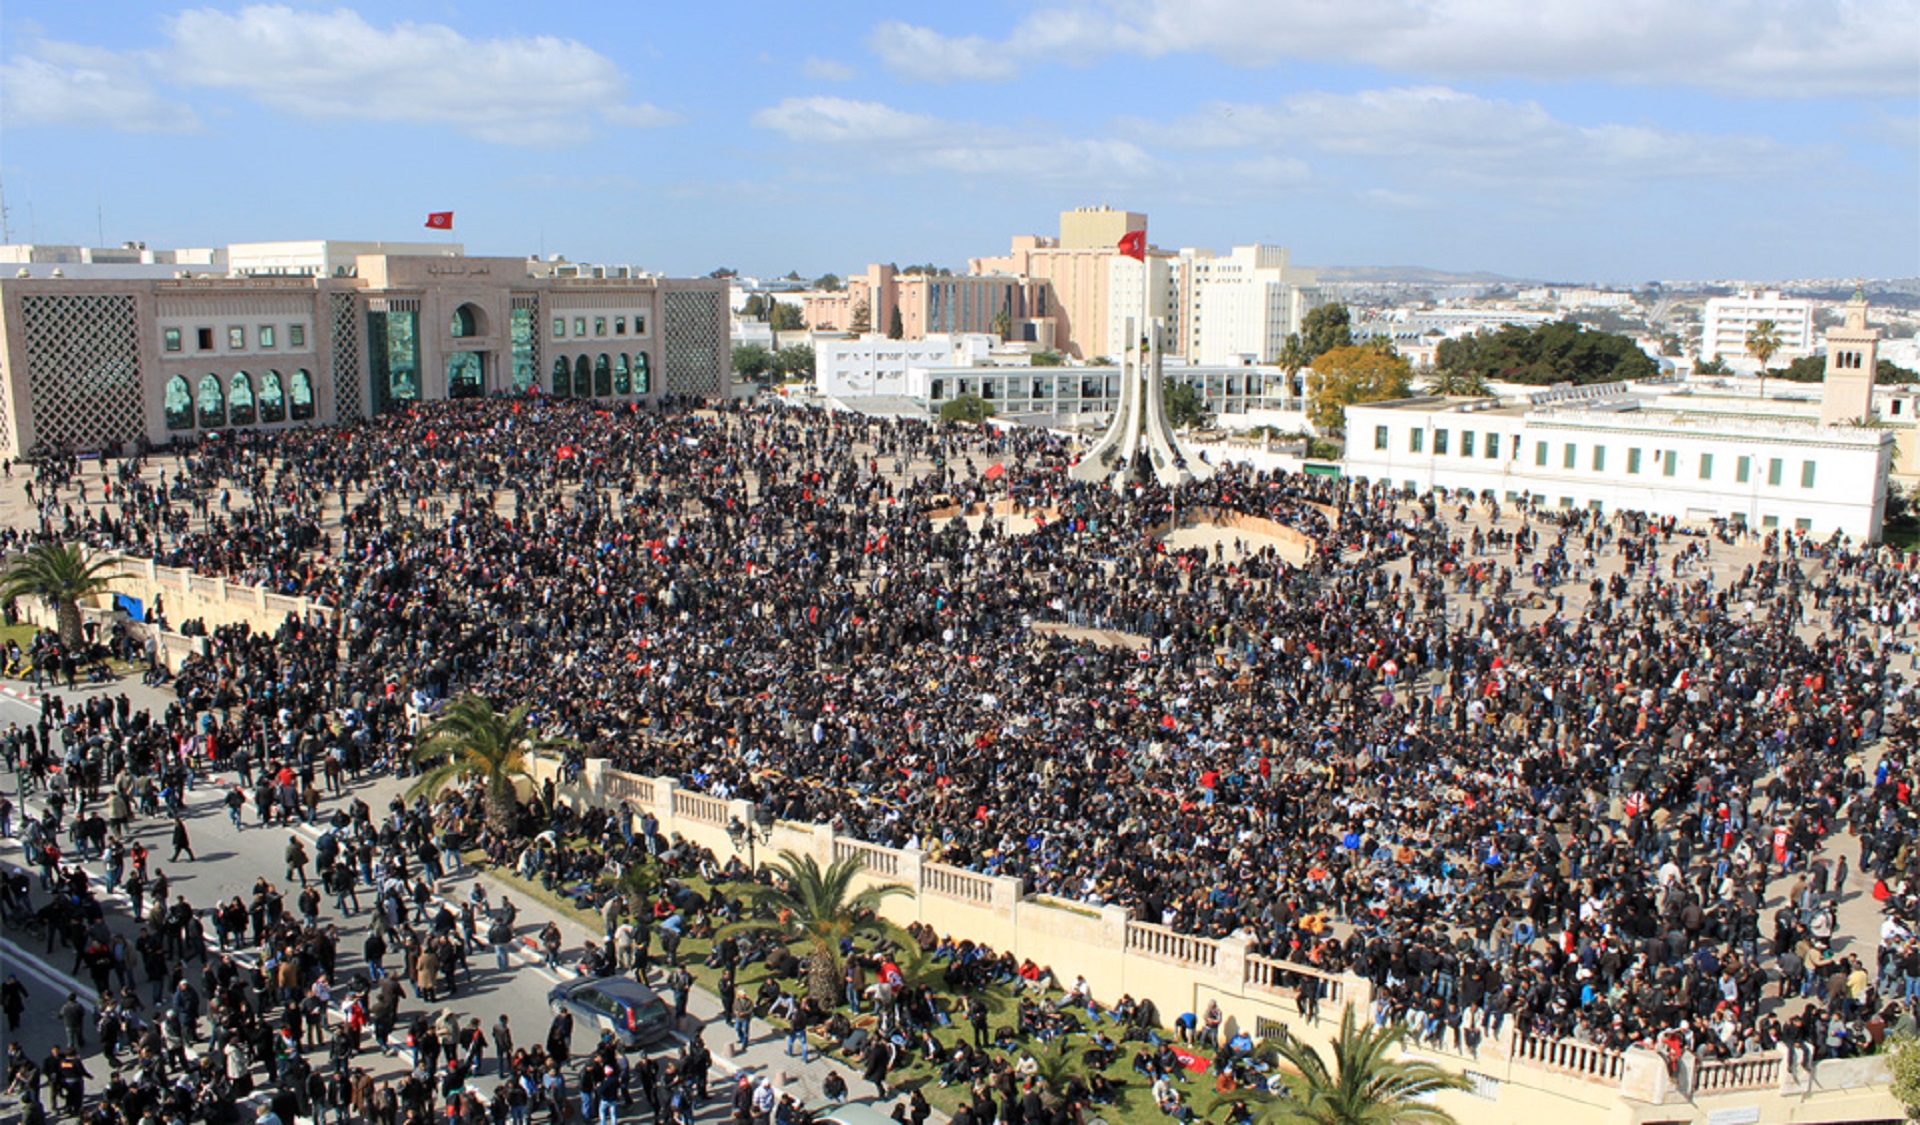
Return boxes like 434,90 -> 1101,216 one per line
1820,287 -> 1879,426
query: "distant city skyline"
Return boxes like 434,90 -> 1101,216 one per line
1,1 -> 1914,283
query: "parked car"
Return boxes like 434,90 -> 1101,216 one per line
547,976 -> 675,1049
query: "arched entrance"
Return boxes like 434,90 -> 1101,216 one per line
448,352 -> 485,398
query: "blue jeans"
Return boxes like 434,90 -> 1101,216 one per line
788,1028 -> 811,1062
735,1016 -> 751,1049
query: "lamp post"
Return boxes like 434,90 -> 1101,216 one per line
726,803 -> 775,873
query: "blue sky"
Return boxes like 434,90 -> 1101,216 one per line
1,1 -> 1914,283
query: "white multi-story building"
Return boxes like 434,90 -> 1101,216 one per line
912,361 -> 1285,425
1701,289 -> 1815,364
1171,245 -> 1321,365
813,333 -> 998,399
1104,254 -> 1179,361
1343,384 -> 1892,540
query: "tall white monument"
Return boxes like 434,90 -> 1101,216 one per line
1071,315 -> 1213,490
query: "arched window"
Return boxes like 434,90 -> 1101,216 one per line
634,353 -> 651,395
259,371 -> 286,423
573,355 -> 592,398
290,369 -> 315,420
229,372 -> 256,425
196,374 -> 226,428
613,354 -> 631,395
163,376 -> 194,431
551,357 -> 570,398
594,354 -> 612,397
450,303 -> 483,339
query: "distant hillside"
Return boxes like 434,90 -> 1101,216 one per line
1308,265 -> 1529,285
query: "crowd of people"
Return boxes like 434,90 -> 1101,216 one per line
2,394 -> 1917,1125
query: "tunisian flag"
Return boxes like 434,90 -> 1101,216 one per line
424,211 -> 454,230
1117,229 -> 1146,261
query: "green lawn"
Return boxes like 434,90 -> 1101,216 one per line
480,856 -> 1264,1125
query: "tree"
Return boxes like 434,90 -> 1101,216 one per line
940,393 -> 994,425
1267,1006 -> 1470,1125
813,273 -> 843,292
409,694 -> 570,835
732,344 -> 774,381
1432,322 -> 1655,387
1746,318 -> 1783,399
1300,304 -> 1354,360
1030,351 -> 1065,367
775,345 -> 815,381
1424,368 -> 1490,397
1278,334 -> 1313,398
1307,345 -> 1414,434
741,294 -> 767,321
0,541 -> 118,647
708,267 -> 738,279
1163,381 -> 1210,429
887,306 -> 904,340
1694,356 -> 1732,376
1885,1033 -> 1918,1121
769,301 -> 805,331
850,301 -> 871,334
717,850 -> 910,1008
992,309 -> 1013,342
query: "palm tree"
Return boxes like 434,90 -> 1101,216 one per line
409,693 -> 571,834
1279,335 -> 1312,399
1266,1006 -> 1469,1125
717,850 -> 911,1008
1424,369 -> 1490,398
0,541 -> 119,648
1746,319 -> 1783,399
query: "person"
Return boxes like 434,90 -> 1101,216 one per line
2,975 -> 26,1033
287,836 -> 309,885
732,990 -> 754,1051
57,992 -> 85,1053
786,999 -> 813,1062
862,1036 -> 893,1099
493,1014 -> 514,1076
169,815 -> 194,862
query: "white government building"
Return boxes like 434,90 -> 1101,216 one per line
1342,292 -> 1893,540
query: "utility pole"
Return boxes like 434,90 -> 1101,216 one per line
0,176 -> 11,243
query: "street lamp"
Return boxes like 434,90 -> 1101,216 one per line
726,803 -> 775,872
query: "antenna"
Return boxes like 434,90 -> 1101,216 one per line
0,177 -> 10,243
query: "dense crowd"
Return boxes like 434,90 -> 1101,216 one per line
6,395 -> 1919,1111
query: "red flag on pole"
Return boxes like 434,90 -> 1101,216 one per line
1117,229 -> 1146,261
425,211 -> 454,230
984,463 -> 1006,481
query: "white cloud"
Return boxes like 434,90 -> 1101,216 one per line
800,57 -> 856,82
1,5 -> 678,145
1125,87 -> 1788,191
753,97 -> 942,145
0,40 -> 199,132
868,21 -> 1019,82
751,95 -> 1155,184
872,1 -> 1919,98
159,5 -> 676,144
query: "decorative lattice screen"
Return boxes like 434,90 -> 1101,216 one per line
513,293 -> 540,391
662,289 -> 724,398
330,292 -> 362,422
20,294 -> 143,452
